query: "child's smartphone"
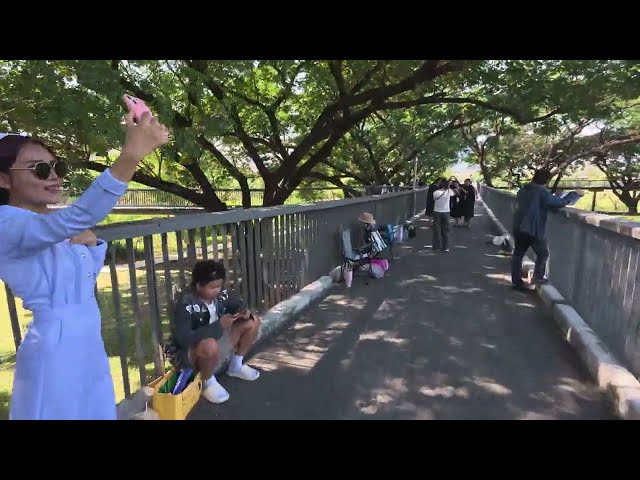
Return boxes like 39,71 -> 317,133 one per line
123,94 -> 153,123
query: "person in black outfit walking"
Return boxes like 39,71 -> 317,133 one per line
460,179 -> 476,227
425,179 -> 440,226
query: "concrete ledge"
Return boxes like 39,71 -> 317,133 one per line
522,257 -> 535,275
256,275 -> 333,342
329,266 -> 342,283
538,284 -> 566,308
117,387 -> 155,420
552,304 -> 640,420
482,186 -> 640,242
563,207 -> 640,240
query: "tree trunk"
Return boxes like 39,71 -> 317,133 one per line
612,190 -> 639,215
262,182 -> 279,207
342,188 -> 357,198
82,161 -> 229,212
478,151 -> 494,187
622,195 -> 639,214
550,168 -> 566,194
201,194 -> 228,212
238,178 -> 252,209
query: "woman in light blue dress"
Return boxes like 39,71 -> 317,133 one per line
0,111 -> 169,419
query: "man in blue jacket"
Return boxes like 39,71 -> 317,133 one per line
511,170 -> 582,291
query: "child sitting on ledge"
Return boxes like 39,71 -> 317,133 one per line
164,260 -> 261,404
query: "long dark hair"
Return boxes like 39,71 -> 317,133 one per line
0,135 -> 57,205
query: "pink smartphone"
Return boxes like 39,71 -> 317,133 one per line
123,94 -> 153,123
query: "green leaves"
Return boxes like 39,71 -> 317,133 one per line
2,60 -> 639,208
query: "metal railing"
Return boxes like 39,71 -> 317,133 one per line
496,178 -> 640,191
61,186 -> 413,209
61,187 -> 362,209
554,179 -> 640,190
481,186 -> 640,377
2,187 -> 427,398
112,188 -> 342,208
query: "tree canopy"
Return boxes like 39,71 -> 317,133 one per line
2,60 -> 639,210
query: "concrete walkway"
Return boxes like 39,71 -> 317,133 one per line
189,204 -> 614,420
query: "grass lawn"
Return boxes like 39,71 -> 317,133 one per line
572,191 -> 638,217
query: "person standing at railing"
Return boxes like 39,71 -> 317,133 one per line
511,170 -> 584,292
0,111 -> 170,420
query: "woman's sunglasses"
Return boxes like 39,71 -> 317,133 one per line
10,160 -> 69,180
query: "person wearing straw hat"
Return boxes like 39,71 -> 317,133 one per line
358,212 -> 377,242
358,212 -> 389,259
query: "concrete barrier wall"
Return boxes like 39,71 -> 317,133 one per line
481,186 -> 640,377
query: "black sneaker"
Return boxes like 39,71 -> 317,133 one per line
530,277 -> 549,286
512,283 -> 532,292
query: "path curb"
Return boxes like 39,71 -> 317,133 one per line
552,303 -> 640,420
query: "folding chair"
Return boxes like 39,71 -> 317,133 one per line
378,224 -> 396,260
340,228 -> 375,285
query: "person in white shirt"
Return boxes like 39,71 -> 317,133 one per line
431,178 -> 458,252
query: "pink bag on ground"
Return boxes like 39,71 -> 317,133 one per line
371,259 -> 389,271
370,259 -> 389,278
370,263 -> 385,278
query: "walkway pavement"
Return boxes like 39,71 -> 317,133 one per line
189,203 -> 614,420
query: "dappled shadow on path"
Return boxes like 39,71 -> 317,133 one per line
189,207 -> 613,420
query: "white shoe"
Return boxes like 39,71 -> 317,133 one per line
227,364 -> 260,381
202,383 -> 230,404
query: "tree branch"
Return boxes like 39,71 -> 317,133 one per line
111,60 -> 193,128
196,136 -> 253,208
460,126 -> 481,154
320,159 -> 370,185
429,116 -> 482,143
350,61 -> 388,94
227,106 -> 270,177
388,148 -> 420,179
82,160 -> 205,204
380,96 -> 561,125
338,61 -> 466,111
305,171 -> 359,197
196,136 -> 244,181
328,60 -> 347,97
272,61 -> 308,110
273,61 -> 464,182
